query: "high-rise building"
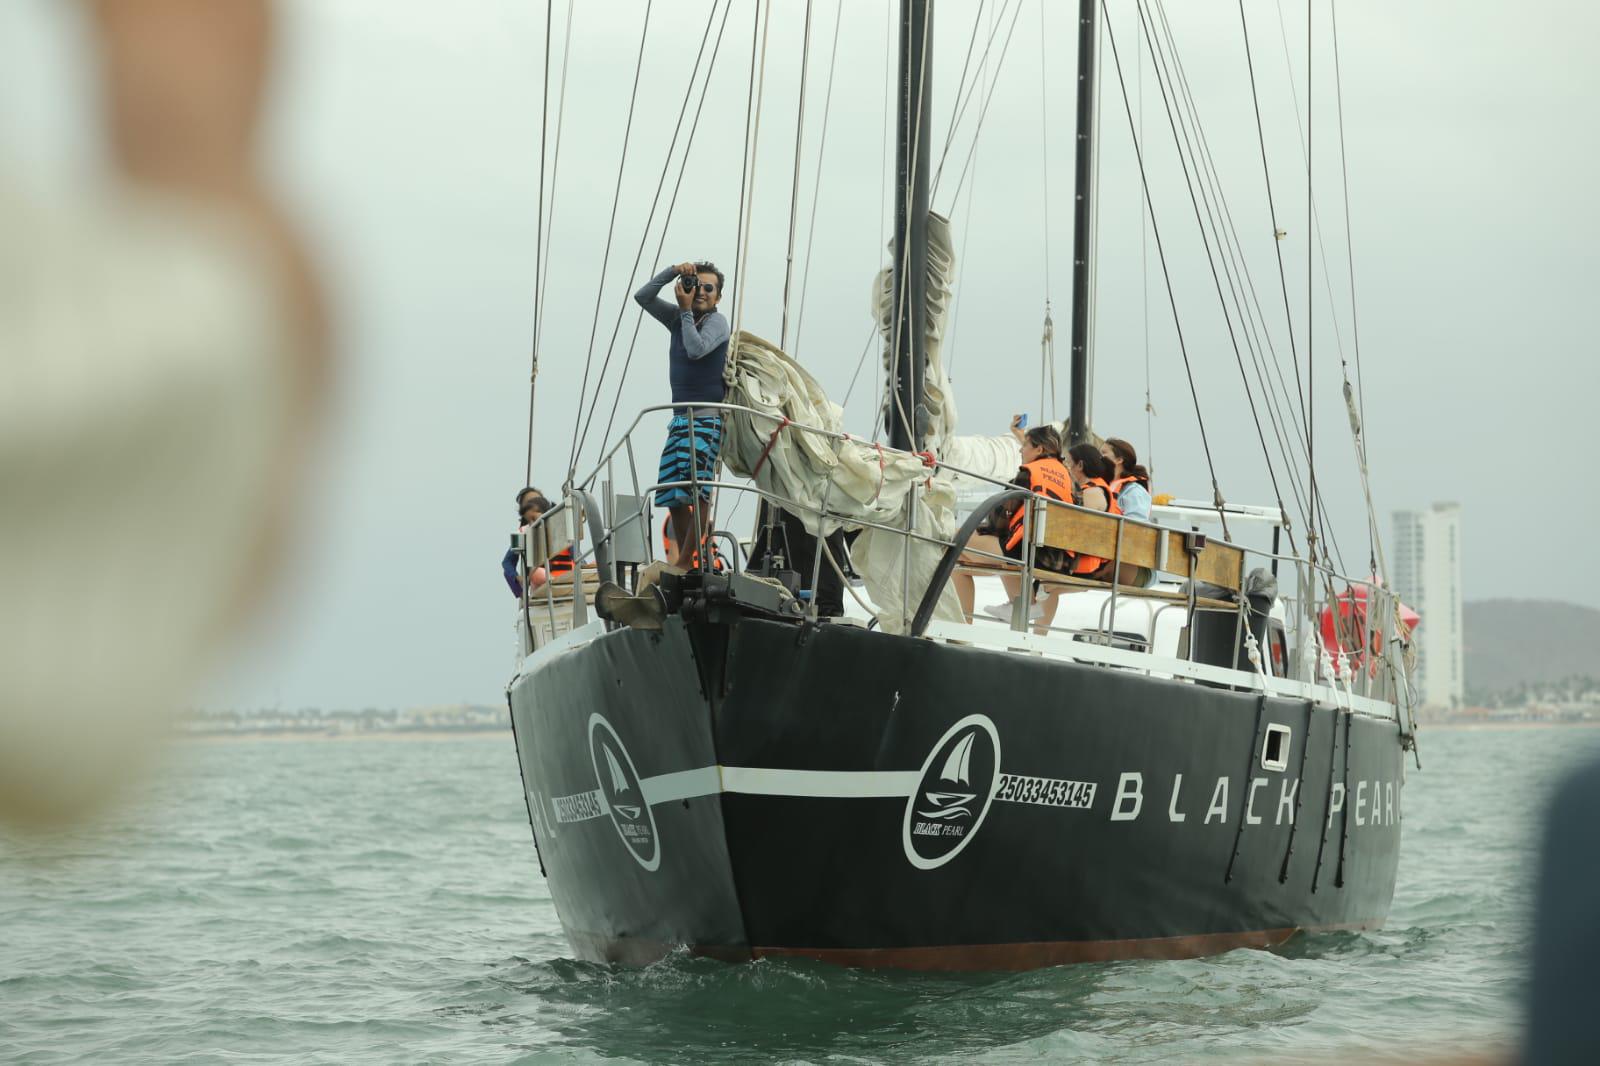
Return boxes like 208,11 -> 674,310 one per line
1390,503 -> 1463,708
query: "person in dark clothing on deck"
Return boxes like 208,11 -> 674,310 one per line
635,260 -> 730,570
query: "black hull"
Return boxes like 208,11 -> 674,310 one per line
508,615 -> 1403,971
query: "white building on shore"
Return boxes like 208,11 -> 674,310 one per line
1391,502 -> 1463,709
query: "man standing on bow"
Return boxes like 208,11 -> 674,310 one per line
634,260 -> 730,570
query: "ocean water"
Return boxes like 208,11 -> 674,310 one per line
2,726 -> 1595,1064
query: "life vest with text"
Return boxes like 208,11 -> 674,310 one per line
1005,458 -> 1074,551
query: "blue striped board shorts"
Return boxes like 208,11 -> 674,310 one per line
655,412 -> 723,508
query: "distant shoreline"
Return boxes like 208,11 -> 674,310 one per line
174,729 -> 511,743
1420,720 -> 1600,731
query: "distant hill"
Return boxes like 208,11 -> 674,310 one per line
1464,599 -> 1600,696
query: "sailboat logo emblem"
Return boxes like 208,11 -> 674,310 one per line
902,714 -> 1002,870
604,747 -> 643,821
588,713 -> 660,872
916,732 -> 978,821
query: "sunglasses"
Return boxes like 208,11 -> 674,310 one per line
692,283 -> 716,294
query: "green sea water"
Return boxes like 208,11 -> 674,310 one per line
3,726 -> 1596,1064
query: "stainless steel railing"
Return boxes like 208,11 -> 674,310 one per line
513,403 -> 1416,722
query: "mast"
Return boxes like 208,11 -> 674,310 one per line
1067,0 -> 1098,445
889,0 -> 932,452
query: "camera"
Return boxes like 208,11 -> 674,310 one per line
679,272 -> 697,292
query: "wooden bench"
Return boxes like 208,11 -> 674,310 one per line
1035,502 -> 1245,592
521,564 -> 599,607
955,559 -> 1236,612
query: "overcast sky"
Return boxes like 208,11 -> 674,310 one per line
5,0 -> 1595,710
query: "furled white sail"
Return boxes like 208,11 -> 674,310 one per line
721,214 -> 1024,632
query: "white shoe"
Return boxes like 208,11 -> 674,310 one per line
982,600 -> 1044,621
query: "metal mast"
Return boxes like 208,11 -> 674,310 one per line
888,0 -> 932,452
1067,0 -> 1098,445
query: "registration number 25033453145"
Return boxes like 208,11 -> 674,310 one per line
995,773 -> 1097,809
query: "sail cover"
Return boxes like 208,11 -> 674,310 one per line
721,214 -> 1021,632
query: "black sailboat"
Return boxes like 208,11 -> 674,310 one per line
506,0 -> 1415,970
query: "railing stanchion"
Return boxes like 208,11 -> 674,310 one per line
1108,511 -> 1126,641
808,472 -> 837,622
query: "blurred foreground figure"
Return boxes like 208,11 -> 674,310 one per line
0,0 -> 325,825
1523,757 -> 1600,1065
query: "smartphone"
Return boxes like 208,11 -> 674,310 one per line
1016,413 -> 1029,429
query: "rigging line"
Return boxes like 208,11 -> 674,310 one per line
1269,0 -> 1353,584
931,0 -> 1017,198
1237,0 -> 1308,435
1306,0 -> 1317,568
883,4 -> 935,449
731,0 -> 774,341
1241,0 -> 1348,571
1150,0 -> 1323,554
946,0 -> 1027,207
1145,0 -> 1328,565
934,0 -> 991,197
533,0 -> 574,373
727,0 -> 762,317
1085,3 -> 1106,426
1146,0 -> 1317,543
1036,0 -> 1052,418
1100,0 -> 1229,539
1038,0 -> 1052,299
779,0 -> 816,351
1133,0 -> 1291,536
524,0 -> 554,486
944,130 -> 982,379
595,0 -> 738,455
572,0 -> 725,467
842,319 -> 883,407
1271,0 -> 1355,378
792,0 -> 844,357
1156,4 -> 1315,498
567,0 -> 655,479
1330,0 -> 1379,576
1140,7 -> 1153,472
1232,3 -> 1361,424
1330,0 -> 1366,428
946,0 -> 992,382
871,0 -> 892,441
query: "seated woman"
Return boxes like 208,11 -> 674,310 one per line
954,424 -> 1072,623
504,490 -> 573,599
503,487 -> 544,598
1100,436 -> 1154,586
1100,437 -> 1152,520
1032,443 -> 1119,633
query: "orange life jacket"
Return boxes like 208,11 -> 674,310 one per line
548,547 -> 574,574
661,517 -> 724,571
1107,474 -> 1147,504
1006,458 -> 1074,551
1069,476 -> 1121,575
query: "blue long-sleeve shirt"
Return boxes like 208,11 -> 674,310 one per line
634,267 -> 730,406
